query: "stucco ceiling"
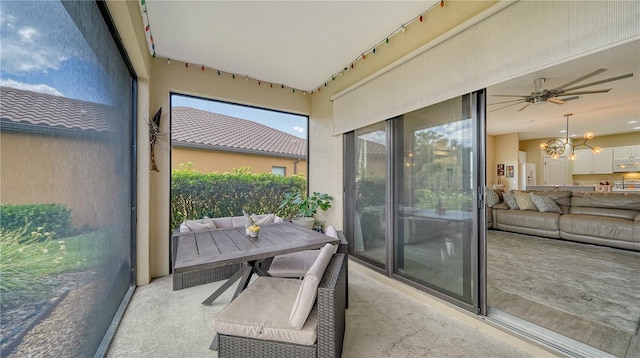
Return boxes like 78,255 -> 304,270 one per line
141,2 -> 639,140
143,1 -> 438,92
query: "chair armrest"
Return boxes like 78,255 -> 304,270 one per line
317,253 -> 346,358
336,231 -> 349,253
171,227 -> 181,273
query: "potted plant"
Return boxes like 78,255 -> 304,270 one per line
278,192 -> 333,229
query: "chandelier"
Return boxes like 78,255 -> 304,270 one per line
539,114 -> 601,160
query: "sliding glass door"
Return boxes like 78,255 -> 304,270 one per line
345,93 -> 484,310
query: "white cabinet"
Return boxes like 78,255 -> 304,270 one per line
572,147 -> 613,174
613,145 -> 640,160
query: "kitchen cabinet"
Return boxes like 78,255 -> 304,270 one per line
613,145 -> 640,160
572,147 -> 613,174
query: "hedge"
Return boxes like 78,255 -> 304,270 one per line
0,203 -> 75,239
171,167 -> 306,229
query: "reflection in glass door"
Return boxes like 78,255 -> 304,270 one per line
350,123 -> 387,269
393,96 -> 475,303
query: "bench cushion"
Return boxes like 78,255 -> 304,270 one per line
213,277 -> 319,345
268,226 -> 339,278
289,243 -> 335,329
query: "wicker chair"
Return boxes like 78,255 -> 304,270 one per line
216,253 -> 347,358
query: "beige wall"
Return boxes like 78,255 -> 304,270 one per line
0,132 -> 119,228
107,0 -> 503,283
171,147 -> 307,176
492,133 -> 520,191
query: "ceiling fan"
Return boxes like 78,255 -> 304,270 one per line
488,68 -> 634,113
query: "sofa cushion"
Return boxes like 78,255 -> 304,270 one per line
289,243 -> 335,329
503,192 -> 519,210
268,250 -> 321,278
514,191 -> 537,211
571,192 -> 640,211
185,217 -> 217,231
485,188 -> 500,208
530,193 -> 564,214
213,276 -> 319,345
560,214 -> 635,243
539,190 -> 572,206
252,213 -> 276,225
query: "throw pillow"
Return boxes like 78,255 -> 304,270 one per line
502,192 -> 519,210
485,188 -> 500,208
185,218 -> 216,231
530,193 -> 564,214
514,191 -> 537,211
251,213 -> 275,225
289,243 -> 335,329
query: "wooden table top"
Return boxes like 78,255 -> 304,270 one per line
174,221 -> 340,273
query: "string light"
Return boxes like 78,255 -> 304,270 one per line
140,1 -> 445,96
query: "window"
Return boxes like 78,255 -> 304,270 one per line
272,166 -> 286,176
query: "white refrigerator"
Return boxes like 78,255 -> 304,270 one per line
519,163 -> 536,190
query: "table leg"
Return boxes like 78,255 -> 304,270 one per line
202,263 -> 250,306
210,333 -> 219,351
232,264 -> 254,300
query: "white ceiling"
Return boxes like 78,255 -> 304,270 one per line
144,1 -> 437,92
143,2 -> 639,140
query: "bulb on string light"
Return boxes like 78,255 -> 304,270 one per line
373,48 -> 376,54
145,25 -> 150,32
401,25 -> 405,33
351,63 -> 354,69
152,52 -> 156,58
167,59 -> 170,64
151,43 -> 155,51
270,84 -> 273,88
150,36 -> 154,43
140,0 -> 145,5
217,70 -> 220,76
386,38 -> 389,44
201,65 -> 205,71
258,81 -> 261,86
419,15 -> 423,22
281,84 -> 284,89
440,0 -> 444,7
185,63 -> 189,68
232,74 -> 235,79
245,76 -> 248,81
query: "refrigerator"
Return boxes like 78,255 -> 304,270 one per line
519,163 -> 536,190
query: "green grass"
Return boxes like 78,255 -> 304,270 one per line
0,227 -> 113,307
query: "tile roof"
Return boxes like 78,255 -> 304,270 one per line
0,87 -> 115,133
172,106 -> 307,158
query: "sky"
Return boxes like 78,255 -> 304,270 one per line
171,94 -> 308,139
0,1 -> 110,104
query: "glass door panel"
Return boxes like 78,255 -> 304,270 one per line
351,123 -> 387,269
393,96 -> 475,303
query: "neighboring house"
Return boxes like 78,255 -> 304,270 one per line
171,106 -> 307,176
0,86 -> 124,228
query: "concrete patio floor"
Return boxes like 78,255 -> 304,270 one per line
106,260 -> 557,357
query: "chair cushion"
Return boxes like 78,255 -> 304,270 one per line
325,225 -> 338,238
268,250 -> 321,278
213,277 -> 319,345
184,217 -> 217,231
289,243 -> 335,329
252,213 -> 276,225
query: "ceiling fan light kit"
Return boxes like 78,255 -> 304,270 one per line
540,114 -> 601,161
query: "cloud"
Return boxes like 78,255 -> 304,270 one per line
293,126 -> 305,134
0,2 -> 90,75
0,78 -> 63,97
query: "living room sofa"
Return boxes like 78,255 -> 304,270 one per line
488,190 -> 640,251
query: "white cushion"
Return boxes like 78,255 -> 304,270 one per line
179,222 -> 189,232
212,217 -> 234,228
289,243 -> 334,329
252,213 -> 275,225
325,225 -> 338,238
184,217 -> 217,231
213,277 -> 319,345
268,250 -> 321,278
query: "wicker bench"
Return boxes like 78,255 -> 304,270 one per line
215,251 -> 347,358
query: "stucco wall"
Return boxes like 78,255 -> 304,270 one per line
0,131 -> 119,228
171,147 -> 307,176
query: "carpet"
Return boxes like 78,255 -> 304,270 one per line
487,230 -> 640,334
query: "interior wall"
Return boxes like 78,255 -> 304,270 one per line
493,133 -> 519,191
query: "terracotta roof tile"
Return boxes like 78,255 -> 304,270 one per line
172,106 -> 306,158
0,87 -> 115,133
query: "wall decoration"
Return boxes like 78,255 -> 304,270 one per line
497,164 -> 505,176
507,165 -> 514,178
149,107 -> 162,172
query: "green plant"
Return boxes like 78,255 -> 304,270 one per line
0,203 -> 75,239
278,192 -> 334,218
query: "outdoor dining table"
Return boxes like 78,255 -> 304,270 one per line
173,221 -> 340,306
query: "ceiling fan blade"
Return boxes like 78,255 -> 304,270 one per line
560,96 -> 580,102
559,89 -> 611,96
491,94 -> 528,98
554,68 -> 607,90
561,73 -> 634,92
488,98 -> 527,105
547,98 -> 566,104
517,103 -> 532,112
487,100 -> 526,113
